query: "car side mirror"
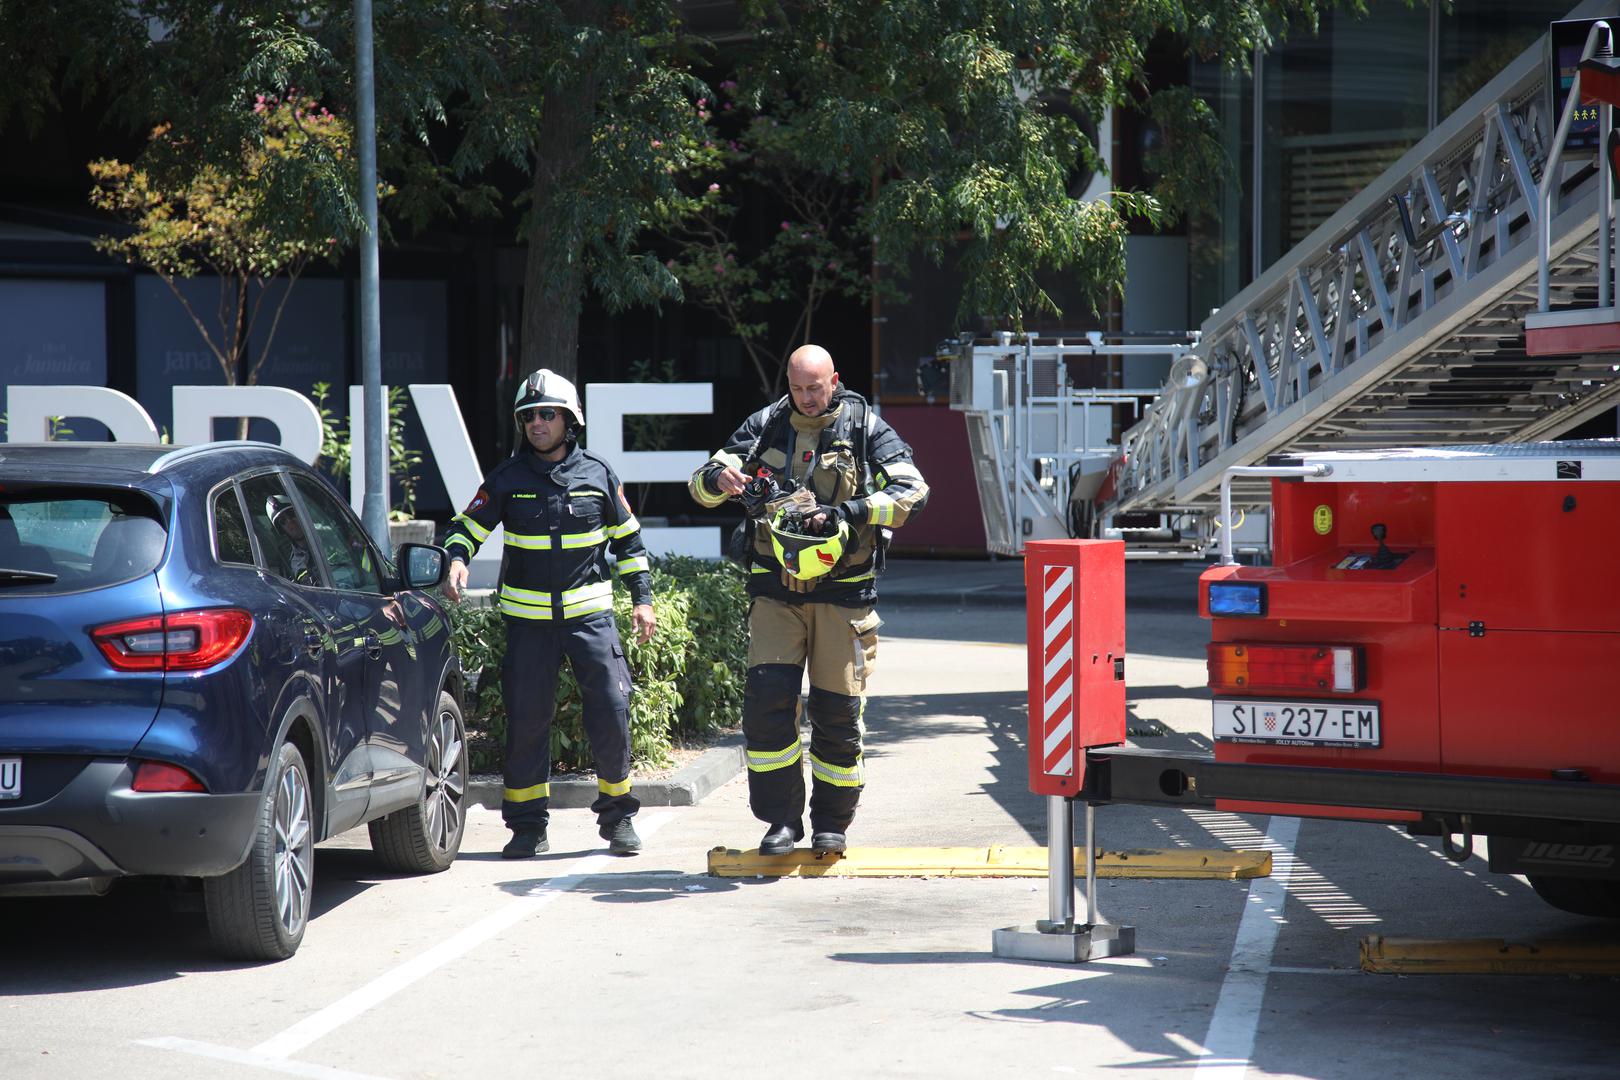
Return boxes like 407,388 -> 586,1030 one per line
397,542 -> 449,590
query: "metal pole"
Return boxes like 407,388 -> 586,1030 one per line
1046,795 -> 1076,928
355,0 -> 388,548
1602,99 -> 1612,311
1083,802 -> 1101,927
1219,463 -> 1331,564
1539,22 -> 1611,313
1251,45 -> 1265,282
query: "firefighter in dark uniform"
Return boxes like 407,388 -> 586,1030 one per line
689,344 -> 928,855
443,369 -> 656,858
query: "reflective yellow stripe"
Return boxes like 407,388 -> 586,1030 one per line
453,513 -> 491,542
835,569 -> 876,583
499,597 -> 553,620
598,776 -> 632,797
444,534 -> 475,557
505,782 -> 550,802
606,516 -> 641,539
880,461 -> 922,482
502,584 -> 553,606
809,752 -> 863,788
569,488 -> 607,499
747,740 -> 803,773
616,555 -> 649,577
562,595 -> 614,618
750,565 -> 771,574
562,580 -> 613,605
867,492 -> 898,527
560,528 -> 607,549
503,530 -> 551,550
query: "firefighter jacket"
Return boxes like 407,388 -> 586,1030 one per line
689,388 -> 929,606
444,444 -> 652,621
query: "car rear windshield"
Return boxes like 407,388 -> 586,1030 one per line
0,488 -> 167,594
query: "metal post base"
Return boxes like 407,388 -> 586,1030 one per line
991,921 -> 1136,964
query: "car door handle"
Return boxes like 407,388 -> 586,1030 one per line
303,626 -> 324,658
364,631 -> 382,660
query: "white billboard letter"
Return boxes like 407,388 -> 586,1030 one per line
586,382 -> 719,557
408,384 -> 502,584
347,385 -> 392,518
5,386 -> 158,443
172,386 -> 323,463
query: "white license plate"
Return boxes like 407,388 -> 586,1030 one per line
1214,699 -> 1381,748
0,757 -> 18,800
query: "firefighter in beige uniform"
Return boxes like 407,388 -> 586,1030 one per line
689,345 -> 928,855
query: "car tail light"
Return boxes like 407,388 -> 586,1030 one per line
92,608 -> 254,672
131,761 -> 207,793
1208,642 -> 1363,694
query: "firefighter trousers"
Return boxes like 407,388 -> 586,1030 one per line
499,611 -> 640,831
742,597 -> 882,834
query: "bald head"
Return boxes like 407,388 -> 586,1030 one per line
787,344 -> 839,416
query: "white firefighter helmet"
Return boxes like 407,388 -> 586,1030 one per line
512,368 -> 584,428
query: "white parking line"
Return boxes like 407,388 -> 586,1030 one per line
254,811 -> 671,1059
136,1036 -> 396,1080
1193,815 -> 1300,1080
141,811 -> 672,1074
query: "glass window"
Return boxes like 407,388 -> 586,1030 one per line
239,472 -> 321,586
211,484 -> 255,565
0,490 -> 165,593
290,473 -> 383,594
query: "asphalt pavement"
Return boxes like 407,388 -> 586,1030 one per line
3,557 -> 1617,1080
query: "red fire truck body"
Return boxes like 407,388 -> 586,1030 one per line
1083,443 -> 1620,916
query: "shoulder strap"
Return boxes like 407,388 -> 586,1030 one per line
744,396 -> 794,473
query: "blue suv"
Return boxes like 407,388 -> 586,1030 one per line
0,441 -> 466,960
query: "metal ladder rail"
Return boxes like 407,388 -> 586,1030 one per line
1110,5 -> 1614,517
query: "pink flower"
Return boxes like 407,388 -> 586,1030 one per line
651,139 -> 663,148
696,98 -> 707,108
713,263 -> 725,274
719,80 -> 737,91
780,221 -> 790,230
708,183 -> 719,193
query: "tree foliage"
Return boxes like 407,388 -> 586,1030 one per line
88,92 -> 361,395
3,0 -> 1353,391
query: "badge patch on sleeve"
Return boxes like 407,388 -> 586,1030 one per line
617,483 -> 632,515
465,488 -> 490,514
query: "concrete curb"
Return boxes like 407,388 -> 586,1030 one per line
467,735 -> 744,811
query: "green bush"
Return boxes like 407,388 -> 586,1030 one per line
450,557 -> 749,774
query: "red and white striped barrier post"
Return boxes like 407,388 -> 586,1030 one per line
993,539 -> 1135,963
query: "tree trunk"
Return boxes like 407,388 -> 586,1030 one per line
519,4 -> 605,388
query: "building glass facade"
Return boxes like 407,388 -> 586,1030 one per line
1188,0 -> 1579,329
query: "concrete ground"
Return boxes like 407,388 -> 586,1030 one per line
3,558 -> 1617,1080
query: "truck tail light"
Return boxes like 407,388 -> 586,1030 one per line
1208,643 -> 1363,694
92,608 -> 254,672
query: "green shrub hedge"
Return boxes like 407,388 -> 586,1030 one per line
450,557 -> 748,773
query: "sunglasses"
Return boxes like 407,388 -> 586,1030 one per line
521,408 -> 561,424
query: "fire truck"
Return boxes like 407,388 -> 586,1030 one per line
1081,443 -> 1620,918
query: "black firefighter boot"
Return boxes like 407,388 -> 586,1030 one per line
759,821 -> 804,856
501,826 -> 549,859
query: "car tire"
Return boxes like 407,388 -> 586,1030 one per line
369,690 -> 467,874
204,741 -> 316,961
1528,875 -> 1620,918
